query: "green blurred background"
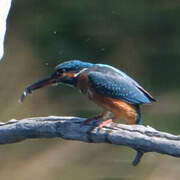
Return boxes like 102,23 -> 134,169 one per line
1,0 -> 180,179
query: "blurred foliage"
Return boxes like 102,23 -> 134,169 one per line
0,0 -> 180,179
10,0 -> 180,92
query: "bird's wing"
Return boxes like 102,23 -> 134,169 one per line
87,70 -> 152,104
96,64 -> 156,102
97,63 -> 141,87
116,70 -> 156,102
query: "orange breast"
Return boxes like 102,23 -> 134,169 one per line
76,73 -> 90,94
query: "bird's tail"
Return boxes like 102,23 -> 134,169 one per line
135,105 -> 142,125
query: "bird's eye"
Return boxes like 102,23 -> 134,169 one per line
61,69 -> 66,73
56,69 -> 66,74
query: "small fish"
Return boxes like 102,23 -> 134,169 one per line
20,76 -> 54,102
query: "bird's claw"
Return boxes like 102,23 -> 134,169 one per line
98,119 -> 112,129
81,117 -> 113,130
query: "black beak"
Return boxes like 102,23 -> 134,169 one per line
20,73 -> 59,102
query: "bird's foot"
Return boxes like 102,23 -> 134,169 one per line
98,119 -> 112,129
82,111 -> 113,128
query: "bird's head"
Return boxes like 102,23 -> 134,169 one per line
20,60 -> 94,102
54,60 -> 93,84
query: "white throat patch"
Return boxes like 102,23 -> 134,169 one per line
74,68 -> 88,78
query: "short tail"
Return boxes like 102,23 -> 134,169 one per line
135,105 -> 142,125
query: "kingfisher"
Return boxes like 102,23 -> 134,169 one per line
20,60 -> 155,128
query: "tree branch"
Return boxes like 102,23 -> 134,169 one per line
0,116 -> 180,166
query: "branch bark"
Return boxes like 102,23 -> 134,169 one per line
0,116 -> 180,165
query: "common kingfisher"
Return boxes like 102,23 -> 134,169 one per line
20,60 -> 155,128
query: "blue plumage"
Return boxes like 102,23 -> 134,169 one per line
55,60 -> 155,105
87,70 -> 151,104
56,60 -> 93,72
96,64 -> 141,88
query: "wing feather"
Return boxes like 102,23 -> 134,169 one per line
88,70 -> 152,104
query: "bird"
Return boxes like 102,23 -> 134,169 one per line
20,60 -> 156,128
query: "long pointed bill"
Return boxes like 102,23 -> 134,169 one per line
20,75 -> 57,102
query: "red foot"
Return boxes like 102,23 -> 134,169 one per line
98,119 -> 112,129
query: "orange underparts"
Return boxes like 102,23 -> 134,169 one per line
91,91 -> 138,125
76,73 -> 138,125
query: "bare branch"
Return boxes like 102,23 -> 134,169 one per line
0,116 -> 180,165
